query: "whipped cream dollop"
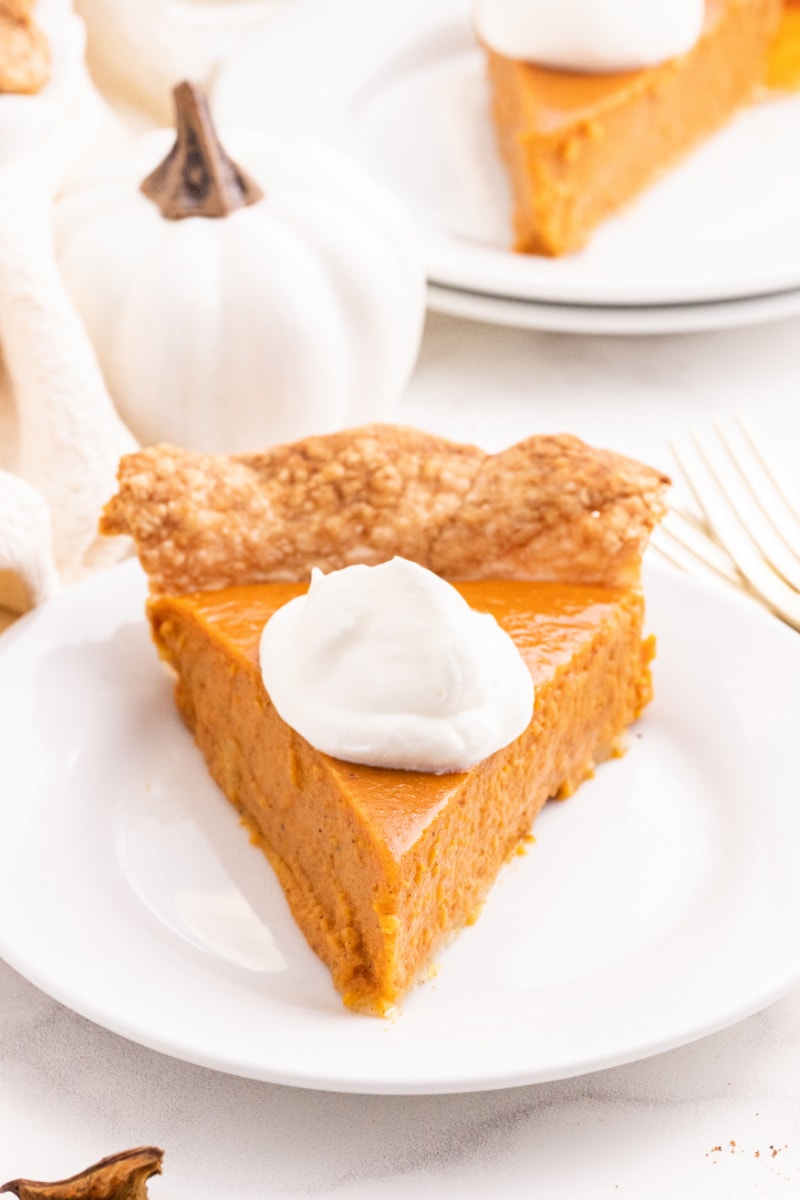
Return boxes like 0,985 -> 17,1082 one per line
474,0 -> 705,73
259,557 -> 535,774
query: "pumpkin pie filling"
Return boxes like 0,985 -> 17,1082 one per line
149,578 -> 652,1013
101,425 -> 669,1014
767,0 -> 800,90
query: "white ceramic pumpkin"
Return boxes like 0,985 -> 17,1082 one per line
54,85 -> 427,454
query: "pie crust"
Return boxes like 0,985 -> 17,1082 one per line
100,424 -> 669,593
0,0 -> 49,94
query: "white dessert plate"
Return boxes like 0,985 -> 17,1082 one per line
427,282 -> 800,335
1,558 -> 799,1095
213,0 -> 800,309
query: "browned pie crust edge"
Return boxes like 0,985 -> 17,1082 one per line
99,424 -> 670,594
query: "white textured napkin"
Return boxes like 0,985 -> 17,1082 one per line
0,2 -> 137,615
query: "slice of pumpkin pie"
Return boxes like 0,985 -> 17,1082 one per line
100,424 -> 669,1014
478,0 -> 782,255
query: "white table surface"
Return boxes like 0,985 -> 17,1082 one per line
3,309 -> 800,1198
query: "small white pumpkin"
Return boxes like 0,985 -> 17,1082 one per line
54,83 -> 427,454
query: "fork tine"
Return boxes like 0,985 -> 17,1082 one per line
714,415 -> 800,589
669,433 -> 800,631
655,509 -> 745,589
734,413 -> 800,527
669,499 -> 714,538
697,426 -> 800,595
649,526 -> 754,604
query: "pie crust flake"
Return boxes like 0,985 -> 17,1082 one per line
0,0 -> 49,94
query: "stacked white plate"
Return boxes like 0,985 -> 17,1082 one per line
213,0 -> 800,335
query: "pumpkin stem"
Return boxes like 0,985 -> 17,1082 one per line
140,81 -> 263,220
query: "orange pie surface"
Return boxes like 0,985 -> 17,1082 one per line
101,425 -> 669,1015
483,0 -> 782,256
149,578 -> 653,1014
767,0 -> 800,90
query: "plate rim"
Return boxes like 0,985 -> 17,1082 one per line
425,281 -> 800,335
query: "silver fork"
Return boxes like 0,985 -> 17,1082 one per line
649,414 -> 800,632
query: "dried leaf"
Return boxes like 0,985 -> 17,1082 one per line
0,1147 -> 164,1200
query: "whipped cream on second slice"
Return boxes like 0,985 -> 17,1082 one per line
474,0 -> 705,73
259,557 -> 535,774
